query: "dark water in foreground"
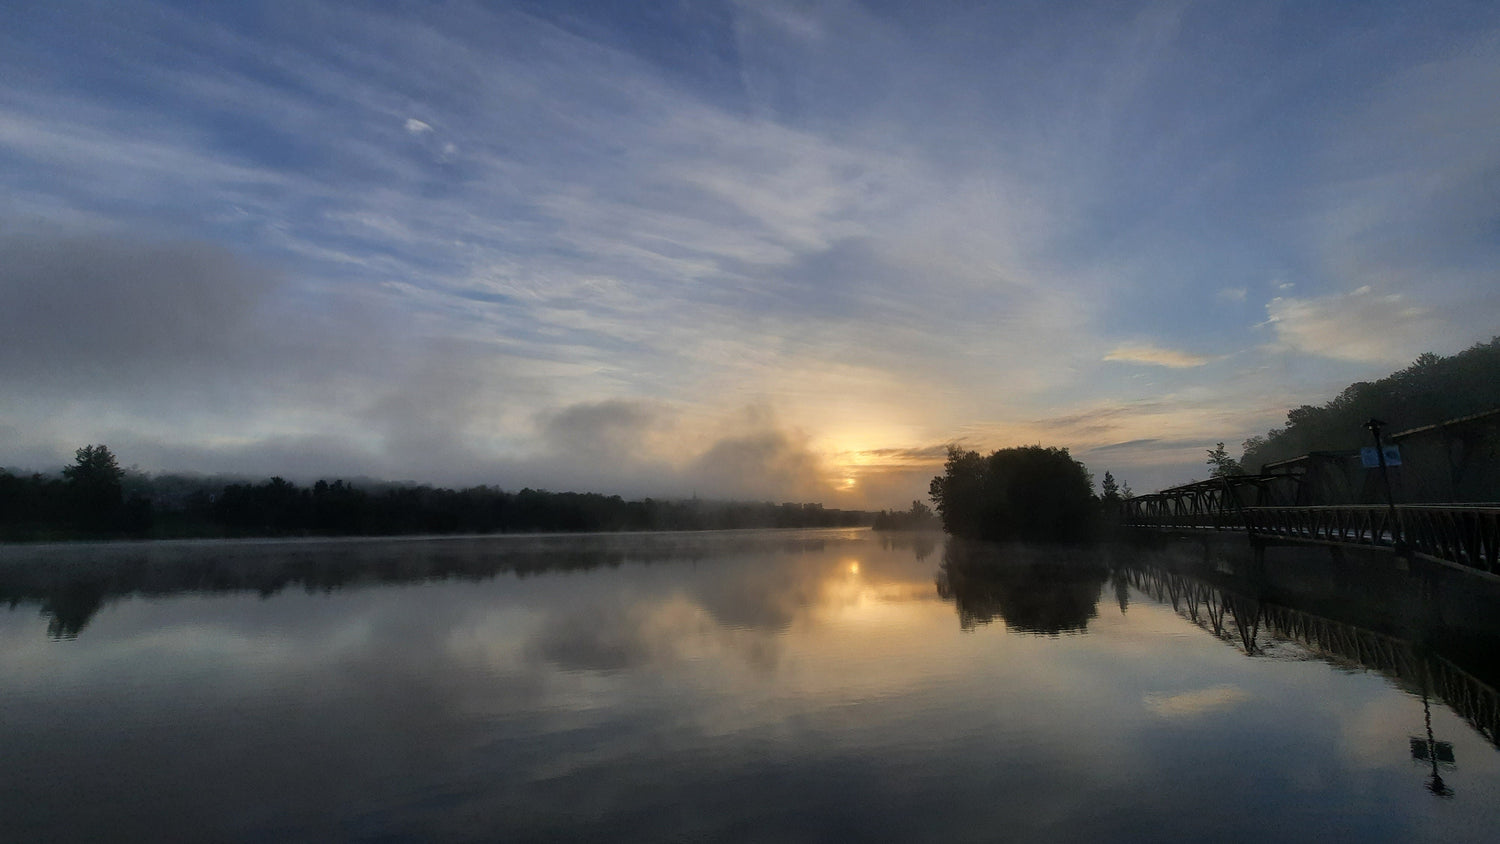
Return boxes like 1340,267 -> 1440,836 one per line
3,529 -> 1499,843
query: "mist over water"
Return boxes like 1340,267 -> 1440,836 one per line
3,530 -> 1499,842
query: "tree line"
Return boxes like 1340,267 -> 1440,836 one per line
0,445 -> 872,541
870,499 -> 941,531
1239,336 -> 1500,470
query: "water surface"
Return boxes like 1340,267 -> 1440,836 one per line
3,529 -> 1498,842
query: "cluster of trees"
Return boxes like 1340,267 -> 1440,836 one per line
0,445 -> 152,539
871,500 -> 941,531
927,445 -> 1100,542
1,445 -> 872,540
1239,337 -> 1500,469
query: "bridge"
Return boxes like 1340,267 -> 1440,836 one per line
1119,474 -> 1500,580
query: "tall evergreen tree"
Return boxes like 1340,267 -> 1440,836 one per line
62,444 -> 124,532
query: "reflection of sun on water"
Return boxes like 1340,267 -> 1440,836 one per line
814,556 -> 939,639
821,558 -> 875,615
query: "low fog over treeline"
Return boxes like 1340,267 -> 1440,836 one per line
0,446 -> 873,541
1238,336 -> 1500,470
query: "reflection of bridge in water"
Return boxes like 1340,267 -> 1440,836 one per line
1121,563 -> 1500,750
1121,475 -> 1500,580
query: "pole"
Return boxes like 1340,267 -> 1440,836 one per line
1365,418 -> 1406,554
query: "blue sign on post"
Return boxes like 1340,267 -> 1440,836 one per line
1360,445 -> 1402,468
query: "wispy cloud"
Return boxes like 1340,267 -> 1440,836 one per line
1088,438 -> 1162,452
1264,287 -> 1447,364
852,445 -> 952,464
1103,344 -> 1212,368
3,2 -> 1499,505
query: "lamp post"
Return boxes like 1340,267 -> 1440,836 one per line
1364,418 -> 1406,554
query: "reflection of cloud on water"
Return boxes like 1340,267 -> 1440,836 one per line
1,530 -> 989,840
685,560 -> 820,633
1336,693 -> 1420,772
521,595 -> 785,676
17,530 -> 1500,841
517,541 -> 945,683
1144,684 -> 1251,717
518,565 -> 813,677
526,604 -> 663,673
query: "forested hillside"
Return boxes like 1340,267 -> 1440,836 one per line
1241,337 -> 1500,469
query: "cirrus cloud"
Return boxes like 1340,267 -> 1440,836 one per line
1103,344 -> 1212,368
1263,286 -> 1448,364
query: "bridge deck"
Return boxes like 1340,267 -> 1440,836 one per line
1121,495 -> 1500,579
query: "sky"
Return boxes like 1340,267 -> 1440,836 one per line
3,0 -> 1498,508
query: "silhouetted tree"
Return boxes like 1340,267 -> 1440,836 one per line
62,444 -> 125,532
871,499 -> 941,531
1205,442 -> 1244,478
908,499 -> 934,523
1098,470 -> 1126,529
929,445 -> 1098,541
1101,471 -> 1120,502
928,446 -> 989,538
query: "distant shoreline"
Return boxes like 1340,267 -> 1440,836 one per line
0,523 -> 889,551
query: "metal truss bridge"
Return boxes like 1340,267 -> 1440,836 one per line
1120,475 -> 1500,579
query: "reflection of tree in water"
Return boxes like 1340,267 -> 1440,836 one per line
40,581 -> 106,639
0,533 -> 845,640
935,540 -> 1108,634
1112,569 -> 1130,615
878,531 -> 939,563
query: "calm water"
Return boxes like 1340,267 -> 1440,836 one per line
3,528 -> 1499,843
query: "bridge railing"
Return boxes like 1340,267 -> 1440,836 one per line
1399,505 -> 1500,576
1122,501 -> 1500,577
1241,505 -> 1397,547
